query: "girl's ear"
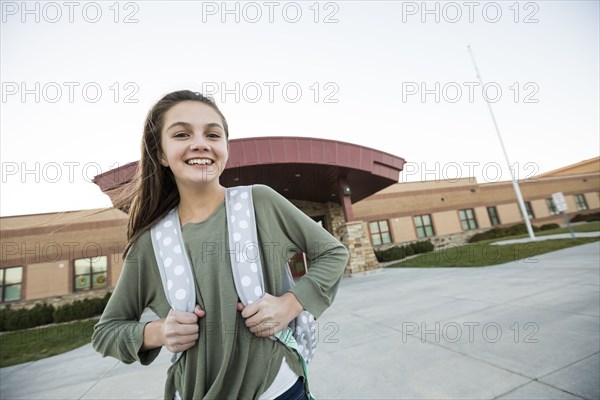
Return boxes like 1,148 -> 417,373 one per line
158,150 -> 169,167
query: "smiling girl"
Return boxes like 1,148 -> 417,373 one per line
92,90 -> 349,399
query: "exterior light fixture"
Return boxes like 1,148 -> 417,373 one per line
342,185 -> 352,196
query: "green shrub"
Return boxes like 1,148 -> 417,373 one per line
377,246 -> 403,262
468,228 -> 504,243
570,214 -> 585,222
29,303 -> 55,326
0,305 -> 8,331
374,249 -> 382,262
375,246 -> 399,262
571,212 -> 600,223
504,223 -> 540,236
411,240 -> 434,254
0,292 -> 112,332
586,213 -> 600,222
52,296 -> 109,323
0,303 -> 55,331
3,307 -> 27,331
468,223 -> 540,243
540,223 -> 560,231
375,240 -> 433,263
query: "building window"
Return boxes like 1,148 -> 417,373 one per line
74,256 -> 108,291
546,198 -> 559,215
574,194 -> 588,211
458,209 -> 478,231
524,201 -> 535,220
487,206 -> 500,226
413,214 -> 435,239
1,266 -> 23,302
369,220 -> 391,246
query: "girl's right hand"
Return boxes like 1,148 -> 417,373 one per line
162,305 -> 206,353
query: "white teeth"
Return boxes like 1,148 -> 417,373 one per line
187,159 -> 213,165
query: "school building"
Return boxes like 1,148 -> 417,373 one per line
354,156 -> 599,248
1,136 -> 598,308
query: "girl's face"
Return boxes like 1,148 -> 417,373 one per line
159,101 -> 229,189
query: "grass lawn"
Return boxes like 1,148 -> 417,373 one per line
0,319 -> 98,368
388,237 -> 600,268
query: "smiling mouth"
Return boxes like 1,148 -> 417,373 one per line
187,158 -> 214,165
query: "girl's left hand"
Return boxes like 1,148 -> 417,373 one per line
237,292 -> 304,337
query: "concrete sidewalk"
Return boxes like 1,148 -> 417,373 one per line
1,243 -> 599,399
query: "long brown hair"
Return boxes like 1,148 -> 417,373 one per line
118,90 -> 229,256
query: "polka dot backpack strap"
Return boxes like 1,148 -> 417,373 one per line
225,186 -> 265,306
282,264 -> 318,364
150,208 -> 197,362
226,185 -> 317,365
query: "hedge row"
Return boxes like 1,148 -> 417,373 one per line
469,221 -> 573,243
468,223 -> 542,243
375,240 -> 434,262
540,223 -> 560,231
571,212 -> 600,223
0,292 -> 111,332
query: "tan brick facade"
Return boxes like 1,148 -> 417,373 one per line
1,209 -> 128,308
26,260 -> 70,300
354,166 -> 599,250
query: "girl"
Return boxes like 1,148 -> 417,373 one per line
92,90 -> 349,399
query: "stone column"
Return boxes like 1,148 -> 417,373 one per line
338,220 -> 380,275
327,201 -> 346,241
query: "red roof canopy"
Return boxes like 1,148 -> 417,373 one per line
94,136 -> 405,206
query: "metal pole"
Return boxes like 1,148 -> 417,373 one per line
467,45 -> 536,240
562,212 -> 576,240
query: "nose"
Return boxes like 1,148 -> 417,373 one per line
189,134 -> 209,151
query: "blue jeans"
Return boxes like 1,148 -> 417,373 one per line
274,378 -> 308,400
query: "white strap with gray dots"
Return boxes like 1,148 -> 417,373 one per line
225,186 -> 266,306
151,208 -> 196,313
151,208 -> 197,363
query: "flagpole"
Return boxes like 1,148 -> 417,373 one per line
467,45 -> 536,240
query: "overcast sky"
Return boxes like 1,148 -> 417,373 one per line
1,0 -> 598,217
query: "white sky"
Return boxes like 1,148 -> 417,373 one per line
1,0 -> 598,217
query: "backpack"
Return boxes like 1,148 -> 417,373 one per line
150,186 -> 317,387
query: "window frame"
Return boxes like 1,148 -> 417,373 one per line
546,198 -> 559,215
413,214 -> 435,239
73,255 -> 109,292
458,208 -> 478,231
486,206 -> 501,226
574,194 -> 588,211
1,266 -> 24,303
524,201 -> 535,220
369,220 -> 392,246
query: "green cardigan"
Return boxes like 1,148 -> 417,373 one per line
92,185 -> 349,399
